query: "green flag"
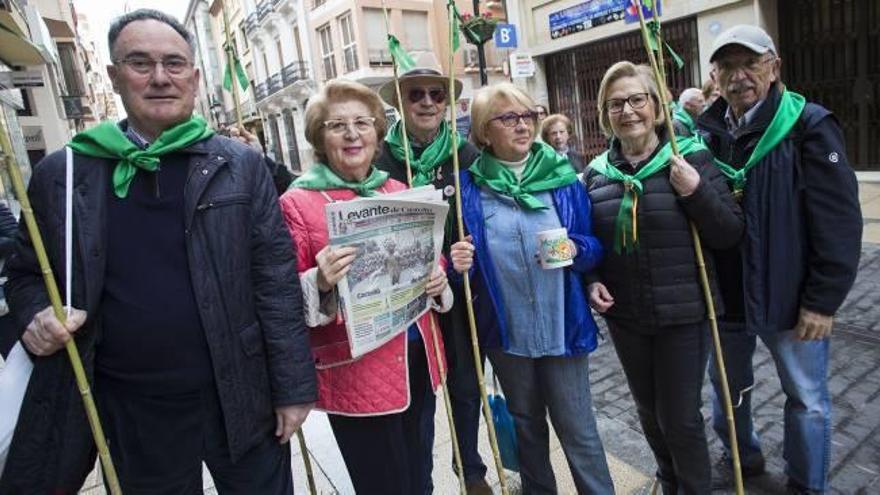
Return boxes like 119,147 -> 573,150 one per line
646,19 -> 683,69
387,34 -> 415,72
223,57 -> 249,91
450,1 -> 461,52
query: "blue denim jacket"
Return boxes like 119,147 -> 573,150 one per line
452,171 -> 604,355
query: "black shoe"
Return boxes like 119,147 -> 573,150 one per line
711,452 -> 766,490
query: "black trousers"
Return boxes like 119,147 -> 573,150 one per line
328,339 -> 436,495
96,376 -> 292,494
606,320 -> 711,495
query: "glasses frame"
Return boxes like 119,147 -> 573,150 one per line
113,55 -> 195,78
489,111 -> 539,128
407,88 -> 448,105
605,92 -> 652,115
321,116 -> 378,135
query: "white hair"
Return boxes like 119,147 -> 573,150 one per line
678,88 -> 703,106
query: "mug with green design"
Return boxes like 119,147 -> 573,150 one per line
537,228 -> 574,269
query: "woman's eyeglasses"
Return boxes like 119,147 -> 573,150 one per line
489,111 -> 539,128
407,88 -> 447,104
322,117 -> 377,134
605,93 -> 651,114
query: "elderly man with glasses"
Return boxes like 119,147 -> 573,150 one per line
0,9 -> 316,493
374,53 -> 492,495
697,25 -> 862,494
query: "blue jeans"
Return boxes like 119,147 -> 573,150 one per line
709,326 -> 831,492
488,351 -> 614,495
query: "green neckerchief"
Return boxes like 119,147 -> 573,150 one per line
292,162 -> 389,197
385,120 -> 463,187
469,141 -> 577,210
67,116 -> 214,198
673,105 -> 696,134
714,90 -> 806,193
589,136 -> 708,254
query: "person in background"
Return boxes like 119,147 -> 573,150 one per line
702,79 -> 721,109
672,87 -> 706,136
373,53 -> 491,495
0,9 -> 316,492
541,113 -> 587,173
450,82 -> 614,494
280,79 -> 454,495
698,25 -> 862,494
223,124 -> 296,195
584,61 -> 743,494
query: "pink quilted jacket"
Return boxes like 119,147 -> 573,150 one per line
280,179 -> 447,416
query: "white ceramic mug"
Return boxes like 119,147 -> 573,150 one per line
537,227 -> 574,269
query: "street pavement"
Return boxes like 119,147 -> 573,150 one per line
72,180 -> 880,494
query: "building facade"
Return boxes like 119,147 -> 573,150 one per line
509,0 -> 878,170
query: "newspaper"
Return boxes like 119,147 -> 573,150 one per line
325,186 -> 450,358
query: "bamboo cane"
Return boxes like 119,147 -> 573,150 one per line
447,2 -> 509,493
631,2 -> 744,494
0,120 -> 122,494
296,429 -> 317,495
381,4 -> 467,493
220,0 -> 244,128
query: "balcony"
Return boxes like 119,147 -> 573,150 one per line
368,49 -> 393,67
254,81 -> 268,101
281,61 -> 309,86
267,72 -> 283,95
256,0 -> 273,22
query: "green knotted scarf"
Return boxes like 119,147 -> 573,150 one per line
67,116 -> 214,198
469,141 -> 577,210
385,120 -> 463,187
714,90 -> 806,194
589,136 -> 708,254
291,162 -> 389,197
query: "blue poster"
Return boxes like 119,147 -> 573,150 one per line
548,0 -> 627,40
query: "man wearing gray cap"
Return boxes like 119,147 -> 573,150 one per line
697,25 -> 862,494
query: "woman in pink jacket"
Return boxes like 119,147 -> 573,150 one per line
279,80 -> 452,494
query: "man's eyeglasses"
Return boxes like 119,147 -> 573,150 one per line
715,55 -> 776,75
407,88 -> 447,104
322,117 -> 377,134
605,93 -> 651,114
489,111 -> 538,128
113,56 -> 194,77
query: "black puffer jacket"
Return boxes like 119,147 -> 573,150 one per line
583,132 -> 743,331
0,131 -> 317,492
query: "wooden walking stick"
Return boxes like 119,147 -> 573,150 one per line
381,4 -> 467,493
446,2 -> 510,493
296,429 -> 317,495
0,120 -> 122,494
631,2 -> 744,494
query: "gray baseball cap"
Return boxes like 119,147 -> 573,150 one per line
710,25 -> 777,62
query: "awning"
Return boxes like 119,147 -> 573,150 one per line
0,24 -> 44,66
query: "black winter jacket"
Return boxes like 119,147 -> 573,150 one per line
583,132 -> 743,331
0,132 -> 317,492
697,85 -> 862,332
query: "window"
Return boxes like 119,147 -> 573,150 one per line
317,23 -> 336,80
240,26 -> 249,51
364,8 -> 389,66
402,11 -> 429,52
338,13 -> 358,73
17,88 -> 35,116
57,43 -> 85,95
313,0 -> 326,9
275,37 -> 284,70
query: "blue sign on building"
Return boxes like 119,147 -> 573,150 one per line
624,0 -> 663,24
494,23 -> 518,48
549,0 -> 627,40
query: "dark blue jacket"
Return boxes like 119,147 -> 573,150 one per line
452,170 -> 604,355
697,85 -> 862,332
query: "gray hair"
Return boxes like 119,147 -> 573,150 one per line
108,9 -> 195,58
678,88 -> 703,106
